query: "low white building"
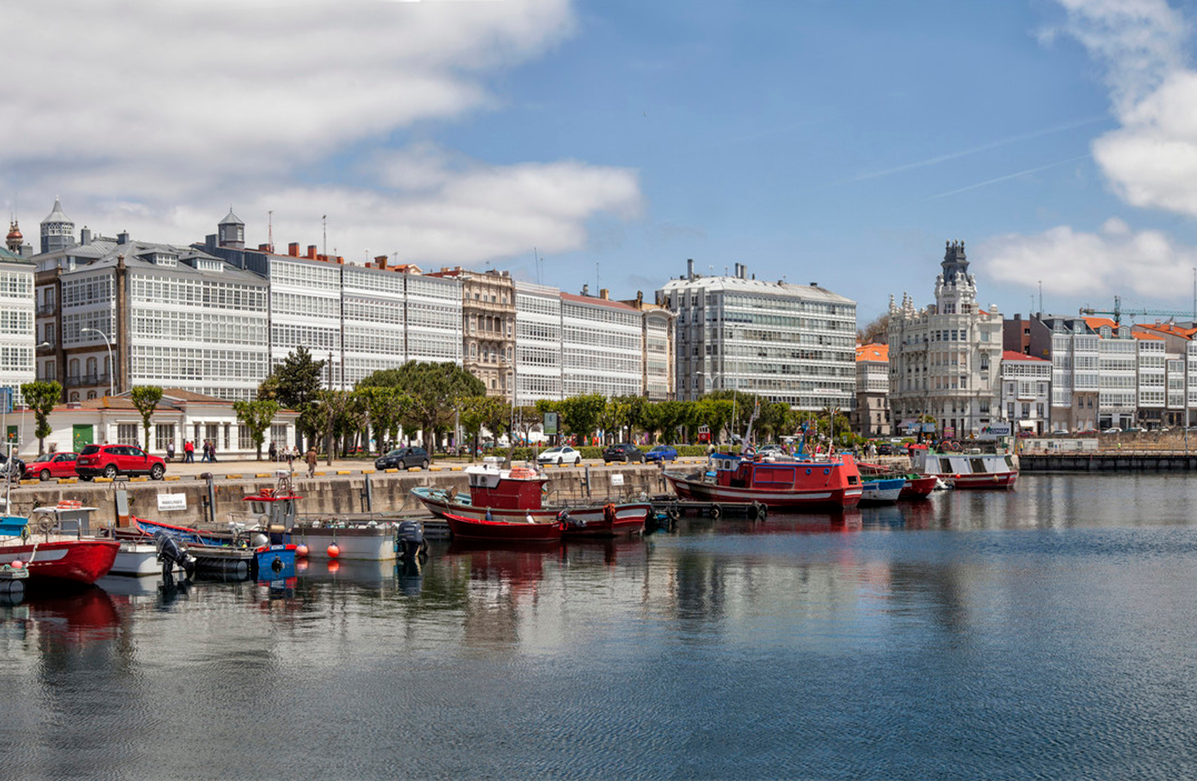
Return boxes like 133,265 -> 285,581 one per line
7,389 -> 299,461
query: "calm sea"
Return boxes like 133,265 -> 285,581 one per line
4,473 -> 1197,780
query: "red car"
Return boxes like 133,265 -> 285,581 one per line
30,451 -> 79,480
76,444 -> 167,480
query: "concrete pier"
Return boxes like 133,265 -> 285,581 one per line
2,463 -> 675,527
1020,453 -> 1197,472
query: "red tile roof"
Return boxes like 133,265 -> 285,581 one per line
560,292 -> 638,311
1002,350 -> 1048,362
856,343 -> 888,362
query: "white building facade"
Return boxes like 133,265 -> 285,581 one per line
660,260 -> 856,411
999,351 -> 1051,435
0,247 -> 36,434
887,241 -> 1003,439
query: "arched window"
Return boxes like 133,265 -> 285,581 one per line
68,358 -> 80,380
86,391 -> 97,400
69,392 -> 80,402
86,357 -> 97,379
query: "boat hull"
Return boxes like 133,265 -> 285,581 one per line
293,526 -> 398,560
444,512 -> 563,542
860,478 -> 905,505
412,487 -> 649,536
944,472 -> 1018,489
109,541 -> 185,577
898,475 -> 939,499
664,473 -> 862,509
0,539 -> 119,586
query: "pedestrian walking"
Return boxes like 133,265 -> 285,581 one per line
305,446 -> 318,478
200,440 -> 211,463
184,439 -> 195,463
210,439 -> 218,463
166,440 -> 175,462
269,441 -> 277,462
286,445 -> 296,469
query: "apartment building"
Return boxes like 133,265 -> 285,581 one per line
660,260 -> 856,411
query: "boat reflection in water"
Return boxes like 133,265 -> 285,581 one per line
0,587 -> 122,647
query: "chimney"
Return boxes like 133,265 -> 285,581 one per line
375,255 -> 388,270
687,258 -> 695,279
740,264 -> 748,280
288,242 -> 300,257
582,284 -> 590,296
600,288 -> 609,300
307,245 -> 317,259
810,282 -> 818,287
80,227 -> 92,245
636,290 -> 643,305
117,231 -> 129,245
258,243 -> 270,252
733,263 -> 741,278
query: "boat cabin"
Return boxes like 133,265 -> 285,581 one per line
243,487 -> 300,533
709,453 -> 860,491
913,451 -> 1015,477
466,463 -> 547,510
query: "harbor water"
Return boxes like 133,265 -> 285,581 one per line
4,473 -> 1197,779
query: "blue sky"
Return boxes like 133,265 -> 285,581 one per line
5,0 -> 1197,327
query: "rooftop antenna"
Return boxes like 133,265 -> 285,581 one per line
1038,280 -> 1042,315
267,210 -> 274,253
595,261 -> 600,292
322,215 -> 327,261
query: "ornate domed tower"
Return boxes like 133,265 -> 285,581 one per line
933,240 -> 976,316
217,207 -> 245,249
6,220 -> 22,255
40,197 -> 76,254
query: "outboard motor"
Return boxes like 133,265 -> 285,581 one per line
558,510 -> 586,530
396,520 -> 428,560
154,530 -> 196,581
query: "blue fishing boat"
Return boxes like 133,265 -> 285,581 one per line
859,477 -> 906,505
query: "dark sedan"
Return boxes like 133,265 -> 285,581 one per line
602,443 -> 645,464
375,446 -> 430,471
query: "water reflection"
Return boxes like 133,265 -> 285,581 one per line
5,475 -> 1197,779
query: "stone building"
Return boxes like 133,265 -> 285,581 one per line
887,241 -> 1003,439
853,342 -> 890,437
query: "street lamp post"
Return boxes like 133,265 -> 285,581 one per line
80,327 -> 114,397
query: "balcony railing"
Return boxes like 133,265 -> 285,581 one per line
64,373 -> 112,388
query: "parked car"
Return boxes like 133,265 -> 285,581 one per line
537,446 -> 582,465
0,452 -> 26,481
875,442 -> 895,455
375,446 -> 430,471
1103,427 -> 1121,434
643,445 -> 678,463
30,451 -> 79,481
603,443 -> 645,464
1123,427 -> 1145,434
76,444 -> 166,480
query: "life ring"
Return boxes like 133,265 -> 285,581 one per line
261,487 -> 273,497
665,506 -> 680,522
709,505 -> 722,520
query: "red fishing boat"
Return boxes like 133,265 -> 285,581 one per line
442,511 -> 564,542
412,461 -> 650,537
899,474 -> 940,499
664,452 -> 863,510
0,511 -> 119,587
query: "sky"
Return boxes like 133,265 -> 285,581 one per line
7,0 -> 1197,327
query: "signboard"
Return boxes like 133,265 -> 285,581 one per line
0,387 -> 10,414
978,423 -> 1013,440
610,474 -> 625,486
157,493 -> 188,512
543,411 -> 559,436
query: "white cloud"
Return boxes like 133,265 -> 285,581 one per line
1051,0 -> 1197,216
1,0 -> 643,265
982,220 -> 1197,299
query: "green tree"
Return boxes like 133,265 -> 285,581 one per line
360,362 -> 484,452
357,386 -> 410,453
20,380 -> 62,456
263,347 -> 326,448
129,386 -> 164,454
457,395 -> 490,461
558,394 -> 607,444
233,399 -> 280,461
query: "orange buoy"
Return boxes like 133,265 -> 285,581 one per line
10,560 -> 24,570
327,543 -> 340,559
296,544 -> 309,558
